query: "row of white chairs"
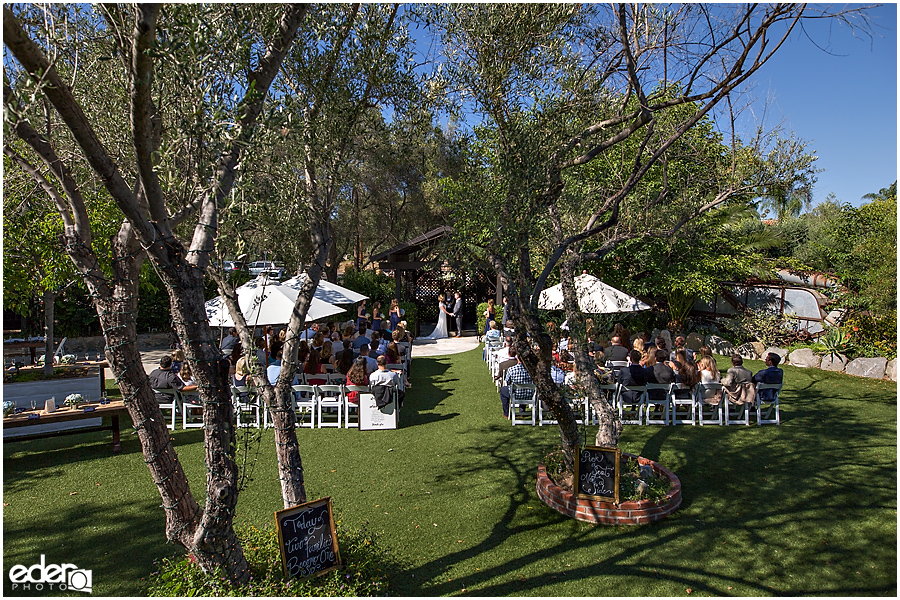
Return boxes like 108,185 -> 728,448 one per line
232,383 -> 400,429
152,380 -> 402,431
611,381 -> 782,426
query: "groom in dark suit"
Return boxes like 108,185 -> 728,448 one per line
451,291 -> 463,337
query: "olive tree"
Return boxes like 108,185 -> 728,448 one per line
4,3 -> 307,581
431,3 -> 871,466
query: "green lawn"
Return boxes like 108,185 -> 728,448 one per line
3,348 -> 897,596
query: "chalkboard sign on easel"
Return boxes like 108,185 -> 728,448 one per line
275,497 -> 341,579
574,445 -> 620,503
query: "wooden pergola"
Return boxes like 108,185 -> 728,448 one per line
370,226 -> 502,331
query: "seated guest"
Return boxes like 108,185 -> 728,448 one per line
721,354 -> 755,405
753,352 -> 784,401
303,348 -> 328,386
377,331 -> 390,356
612,323 -> 631,349
697,355 -> 723,404
670,335 -> 695,363
309,332 -> 324,351
301,322 -> 318,341
178,361 -> 195,387
369,355 -> 403,408
655,335 -> 669,356
233,357 -> 250,387
268,340 -> 284,366
320,339 -> 335,369
698,345 -> 713,360
342,324 -> 356,342
352,325 -> 371,350
170,349 -> 185,375
670,350 -> 700,399
358,344 -> 378,375
485,320 -> 503,341
254,336 -> 268,366
499,355 -> 534,419
605,336 -> 630,363
367,331 -> 380,355
150,355 -> 196,403
267,345 -> 293,385
335,340 -> 355,375
648,349 -> 675,401
345,357 -> 370,405
496,345 -> 519,383
617,350 -> 650,402
220,328 -> 239,355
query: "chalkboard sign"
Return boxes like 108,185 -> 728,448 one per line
574,445 -> 620,503
275,497 -> 341,579
358,390 -> 397,431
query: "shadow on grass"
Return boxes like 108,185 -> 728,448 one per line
2,498 -> 177,597
392,364 -> 896,597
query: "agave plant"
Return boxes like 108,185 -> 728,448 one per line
822,327 -> 854,360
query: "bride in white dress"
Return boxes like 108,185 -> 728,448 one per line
422,294 -> 450,340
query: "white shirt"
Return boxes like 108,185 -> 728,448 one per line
369,368 -> 399,387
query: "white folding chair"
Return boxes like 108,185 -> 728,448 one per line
509,383 -> 537,426
326,372 -> 347,386
344,385 -> 369,428
152,388 -> 181,430
316,384 -> 344,428
385,363 -> 406,393
716,382 -> 750,425
755,383 -> 783,425
694,384 -> 723,426
231,385 -> 260,428
645,383 -> 671,426
182,391 -> 204,429
671,383 -> 697,425
616,384 -> 647,425
291,384 -> 317,428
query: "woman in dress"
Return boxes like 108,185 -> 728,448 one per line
483,299 -> 496,339
389,299 -> 401,331
422,294 -> 450,339
372,302 -> 383,333
357,300 -> 367,328
345,357 -> 369,405
303,348 -> 328,386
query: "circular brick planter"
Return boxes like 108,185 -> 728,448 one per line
536,453 -> 681,525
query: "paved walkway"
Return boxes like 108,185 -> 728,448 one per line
411,334 -> 480,357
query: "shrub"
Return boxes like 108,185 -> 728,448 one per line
147,522 -> 394,597
842,311 -> 897,360
476,302 -> 489,336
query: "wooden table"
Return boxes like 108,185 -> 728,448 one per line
3,341 -> 46,364
3,400 -> 129,453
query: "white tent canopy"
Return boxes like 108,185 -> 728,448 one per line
538,273 -> 650,314
281,274 -> 368,304
206,281 -> 345,327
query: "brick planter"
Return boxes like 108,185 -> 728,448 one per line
536,453 -> 681,525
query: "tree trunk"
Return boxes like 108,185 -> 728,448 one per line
557,256 -> 622,448
43,290 -> 55,375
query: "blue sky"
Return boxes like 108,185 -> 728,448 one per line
408,4 -> 897,209
744,3 -> 897,207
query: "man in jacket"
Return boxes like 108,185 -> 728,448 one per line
617,350 -> 649,403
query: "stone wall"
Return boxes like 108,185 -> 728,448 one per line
698,333 -> 897,382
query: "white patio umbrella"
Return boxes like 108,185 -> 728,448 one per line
538,273 -> 650,314
206,281 -> 345,327
281,274 -> 368,304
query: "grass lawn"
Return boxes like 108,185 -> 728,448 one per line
3,347 -> 897,596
